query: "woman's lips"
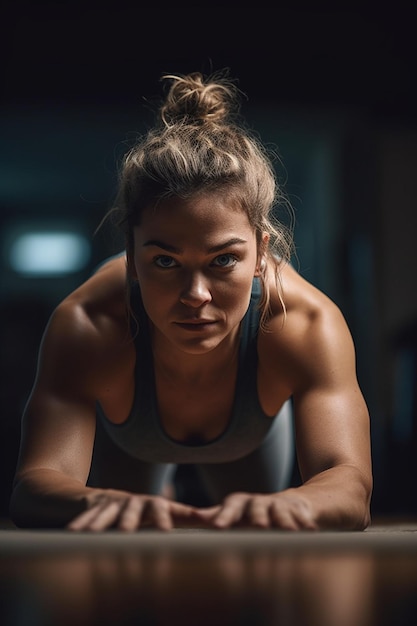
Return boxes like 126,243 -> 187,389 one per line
174,319 -> 217,330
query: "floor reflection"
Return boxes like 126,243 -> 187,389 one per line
1,546 -> 417,625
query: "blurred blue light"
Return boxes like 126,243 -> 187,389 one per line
9,231 -> 91,276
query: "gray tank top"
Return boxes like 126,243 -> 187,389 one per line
96,278 -> 276,464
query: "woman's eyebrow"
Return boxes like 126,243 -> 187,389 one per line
208,238 -> 247,253
142,240 -> 181,253
142,238 -> 247,254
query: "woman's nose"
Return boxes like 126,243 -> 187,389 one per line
179,272 -> 212,307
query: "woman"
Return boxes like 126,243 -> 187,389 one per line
9,71 -> 372,531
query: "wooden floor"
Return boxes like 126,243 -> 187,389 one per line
1,519 -> 417,626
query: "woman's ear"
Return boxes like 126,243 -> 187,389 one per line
254,258 -> 267,277
255,232 -> 269,276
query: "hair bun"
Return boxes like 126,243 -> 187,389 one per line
160,70 -> 239,126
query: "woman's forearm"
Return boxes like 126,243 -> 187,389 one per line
9,468 -> 95,528
297,464 -> 373,530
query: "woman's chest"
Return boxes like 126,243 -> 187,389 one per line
97,353 -> 238,443
98,354 -> 291,441
155,373 -> 237,443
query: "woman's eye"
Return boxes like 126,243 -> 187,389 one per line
212,254 -> 237,268
154,255 -> 177,268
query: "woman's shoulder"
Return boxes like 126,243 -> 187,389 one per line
259,262 -> 355,380
56,254 -> 127,331
275,262 -> 344,325
39,254 -> 132,380
262,262 -> 338,324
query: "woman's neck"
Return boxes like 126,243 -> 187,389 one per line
151,324 -> 241,385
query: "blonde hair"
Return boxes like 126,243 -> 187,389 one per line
105,69 -> 294,329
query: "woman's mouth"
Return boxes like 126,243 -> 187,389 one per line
174,319 -> 217,331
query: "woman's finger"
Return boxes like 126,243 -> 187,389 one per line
246,498 -> 271,528
192,505 -> 221,525
270,499 -> 318,530
212,494 -> 249,529
144,498 -> 173,531
118,497 -> 145,531
67,505 -> 103,530
68,500 -> 122,531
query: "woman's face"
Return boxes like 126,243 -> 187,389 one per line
132,193 -> 262,355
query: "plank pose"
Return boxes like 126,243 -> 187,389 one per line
10,71 -> 373,531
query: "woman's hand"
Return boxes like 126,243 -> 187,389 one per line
67,489 -> 199,532
194,490 -> 319,531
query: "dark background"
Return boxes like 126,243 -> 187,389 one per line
1,4 -> 416,518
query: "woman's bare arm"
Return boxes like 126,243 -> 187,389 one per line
10,299 -> 104,527
10,280 -> 198,530
289,299 -> 373,529
196,266 -> 373,531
